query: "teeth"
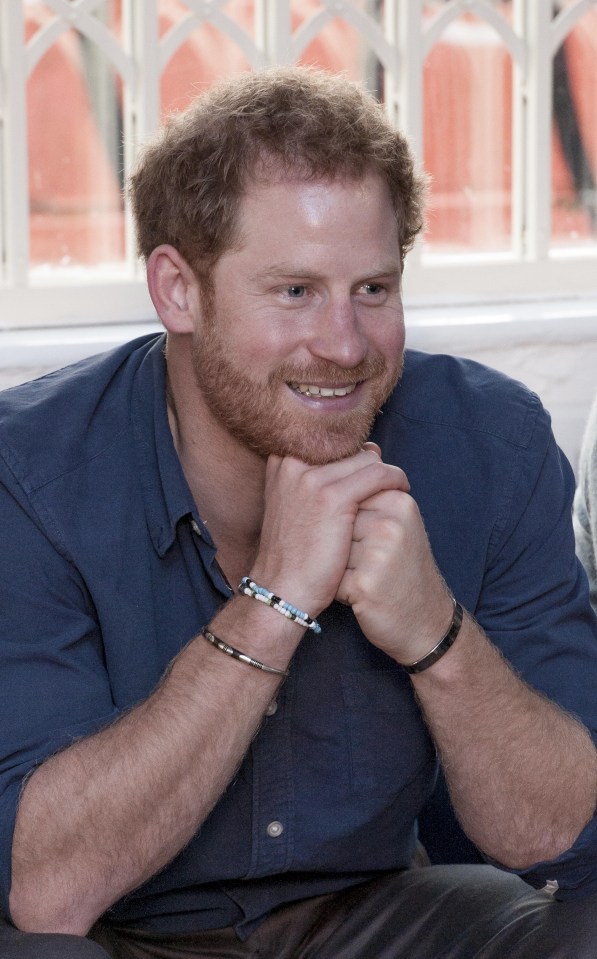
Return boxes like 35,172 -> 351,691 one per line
290,382 -> 357,398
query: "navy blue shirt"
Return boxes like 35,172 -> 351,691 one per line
2,334 -> 597,935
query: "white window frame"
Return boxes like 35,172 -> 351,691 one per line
1,0 -> 596,334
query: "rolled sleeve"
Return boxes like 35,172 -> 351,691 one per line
503,815 -> 597,900
485,428 -> 597,894
421,401 -> 597,897
478,418 -> 597,735
0,474 -> 119,919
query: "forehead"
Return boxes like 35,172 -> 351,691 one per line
229,172 -> 401,269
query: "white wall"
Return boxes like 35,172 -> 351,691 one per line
406,299 -> 597,474
1,300 -> 597,474
440,338 -> 597,474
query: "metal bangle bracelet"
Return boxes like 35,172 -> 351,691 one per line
402,598 -> 464,674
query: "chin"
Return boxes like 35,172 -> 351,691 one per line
257,423 -> 372,465
285,441 -> 362,466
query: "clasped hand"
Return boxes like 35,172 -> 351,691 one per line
251,444 -> 453,664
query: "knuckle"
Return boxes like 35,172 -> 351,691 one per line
375,516 -> 400,541
401,494 -> 421,522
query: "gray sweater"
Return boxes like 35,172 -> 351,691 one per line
574,394 -> 597,613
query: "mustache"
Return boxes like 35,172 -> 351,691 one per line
271,354 -> 388,386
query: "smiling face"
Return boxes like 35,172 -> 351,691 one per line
191,172 -> 406,465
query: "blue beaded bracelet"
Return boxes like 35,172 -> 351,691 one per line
239,577 -> 322,634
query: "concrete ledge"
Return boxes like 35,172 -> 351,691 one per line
0,321 -> 161,370
1,297 -> 597,472
405,295 -> 597,353
1,296 -> 596,372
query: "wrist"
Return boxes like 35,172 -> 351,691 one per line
239,577 -> 322,634
401,596 -> 464,674
209,594 -> 305,672
247,560 -> 334,619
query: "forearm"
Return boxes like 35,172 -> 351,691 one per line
9,598 -> 301,936
412,613 -> 597,869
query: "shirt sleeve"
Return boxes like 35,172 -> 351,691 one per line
471,405 -> 597,899
0,468 -> 119,920
421,396 -> 597,899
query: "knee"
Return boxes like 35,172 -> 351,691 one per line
0,919 -> 112,959
532,892 -> 597,959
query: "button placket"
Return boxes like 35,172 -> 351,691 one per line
248,686 -> 294,876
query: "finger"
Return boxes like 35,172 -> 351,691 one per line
354,486 -> 412,517
265,453 -> 283,478
362,441 -> 382,458
336,568 -> 356,606
329,461 -> 410,508
271,449 -> 406,496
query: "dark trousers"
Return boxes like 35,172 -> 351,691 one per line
3,865 -> 597,959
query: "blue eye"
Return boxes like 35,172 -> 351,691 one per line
363,283 -> 384,295
286,285 -> 306,298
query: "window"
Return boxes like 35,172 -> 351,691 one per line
1,0 -> 596,329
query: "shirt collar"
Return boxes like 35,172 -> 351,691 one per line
131,334 -> 207,557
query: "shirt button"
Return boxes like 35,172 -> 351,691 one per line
265,700 -> 278,717
190,519 -> 202,537
266,820 -> 284,838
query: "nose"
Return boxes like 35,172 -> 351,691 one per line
307,298 -> 368,368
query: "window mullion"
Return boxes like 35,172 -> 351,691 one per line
519,0 -> 552,262
511,0 -> 526,259
1,1 -> 29,287
256,0 -> 292,65
123,0 -> 160,275
386,0 -> 425,269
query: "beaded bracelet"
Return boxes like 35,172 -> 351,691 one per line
402,597 -> 464,674
201,627 -> 289,678
238,577 -> 322,634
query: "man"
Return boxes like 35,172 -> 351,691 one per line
2,66 -> 597,959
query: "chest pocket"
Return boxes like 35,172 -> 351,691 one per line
341,669 -> 435,797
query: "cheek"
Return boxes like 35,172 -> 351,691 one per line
244,324 -> 305,370
375,316 -> 405,363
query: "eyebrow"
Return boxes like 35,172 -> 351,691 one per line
249,265 -> 319,282
250,262 -> 402,282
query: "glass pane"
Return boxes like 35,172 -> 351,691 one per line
159,1 -> 383,115
159,0 -> 254,116
551,3 -> 597,249
293,0 -> 381,94
422,3 -> 513,254
27,1 -> 125,269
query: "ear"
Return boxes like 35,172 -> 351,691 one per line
146,245 -> 200,335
